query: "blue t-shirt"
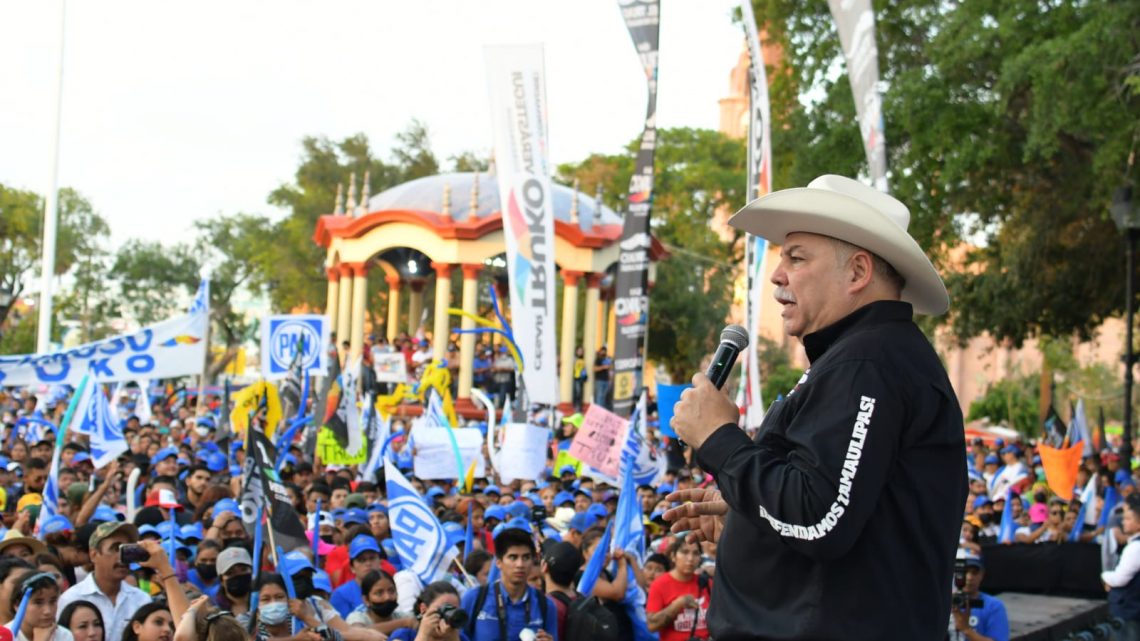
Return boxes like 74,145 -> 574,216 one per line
473,358 -> 492,385
461,582 -> 558,641
187,569 -> 219,600
948,593 -> 1009,641
331,581 -> 363,618
389,628 -> 471,641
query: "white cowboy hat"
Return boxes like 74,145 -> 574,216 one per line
729,174 -> 949,315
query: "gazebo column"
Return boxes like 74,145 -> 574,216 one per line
430,263 -> 453,361
348,262 -> 369,358
559,271 -> 583,404
408,279 -> 426,336
385,275 -> 402,342
336,264 -> 353,357
596,291 -> 608,351
325,267 -> 340,335
458,264 -> 481,399
582,273 -> 602,404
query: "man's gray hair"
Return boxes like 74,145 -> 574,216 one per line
829,238 -> 906,296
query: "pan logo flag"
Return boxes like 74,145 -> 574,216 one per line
385,460 -> 458,585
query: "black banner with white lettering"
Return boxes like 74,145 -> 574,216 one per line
612,0 -> 660,416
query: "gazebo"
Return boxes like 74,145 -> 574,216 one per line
312,171 -> 666,413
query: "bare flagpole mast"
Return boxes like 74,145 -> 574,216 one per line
36,0 -> 68,353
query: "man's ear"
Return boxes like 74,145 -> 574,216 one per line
847,251 -> 874,293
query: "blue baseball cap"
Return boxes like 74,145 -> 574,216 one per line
522,492 -> 542,504
483,485 -> 502,496
586,504 -> 609,523
212,499 -> 241,519
649,509 -> 666,522
484,505 -> 508,523
541,527 -> 562,542
229,465 -> 242,477
492,518 -> 533,538
313,570 -> 332,594
426,487 -> 446,500
995,439 -> 1005,447
559,465 -> 577,476
963,553 -> 984,569
554,491 -> 574,507
197,416 -> 216,430
507,502 -> 531,521
568,513 -> 594,533
40,514 -> 73,536
367,504 -> 388,515
205,453 -> 227,473
984,455 -> 999,465
343,508 -> 369,526
1117,470 -> 1134,484
282,550 -> 314,576
72,452 -> 92,465
138,524 -> 161,539
349,535 -> 382,560
1000,446 -> 1021,456
331,508 -> 348,521
180,523 -> 204,543
442,522 -> 466,547
974,495 -> 993,509
150,447 -> 179,467
231,441 -> 244,453
156,521 -> 178,539
657,483 -> 674,495
92,505 -> 124,523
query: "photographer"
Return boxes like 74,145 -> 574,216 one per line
948,554 -> 1008,641
387,581 -> 467,641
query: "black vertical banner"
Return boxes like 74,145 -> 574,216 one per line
612,0 -> 660,417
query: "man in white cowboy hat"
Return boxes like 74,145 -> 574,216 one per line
665,175 -> 968,640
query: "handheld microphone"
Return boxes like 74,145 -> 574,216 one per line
676,325 -> 749,450
705,324 -> 749,389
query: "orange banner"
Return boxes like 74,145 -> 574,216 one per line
1038,442 -> 1083,501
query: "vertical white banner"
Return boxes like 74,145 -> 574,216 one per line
828,0 -> 889,191
484,45 -> 560,405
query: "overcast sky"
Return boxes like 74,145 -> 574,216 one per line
1,1 -> 745,248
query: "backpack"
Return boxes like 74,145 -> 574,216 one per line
549,592 -> 621,641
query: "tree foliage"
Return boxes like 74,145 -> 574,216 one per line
264,122 -> 442,311
748,0 -> 1140,345
558,127 -> 747,380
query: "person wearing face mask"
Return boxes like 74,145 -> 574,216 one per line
252,574 -> 297,641
331,536 -> 385,618
214,548 -> 252,625
281,551 -> 385,641
345,570 -> 415,633
186,541 -> 221,599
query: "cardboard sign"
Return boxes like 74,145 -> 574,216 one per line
374,353 -> 408,384
317,427 -> 368,465
568,405 -> 627,478
413,427 -> 486,480
498,424 -> 551,482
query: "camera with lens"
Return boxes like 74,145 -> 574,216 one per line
951,559 -> 984,611
434,604 -> 468,629
530,504 -> 548,524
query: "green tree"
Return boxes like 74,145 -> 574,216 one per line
558,128 -> 747,380
0,184 -> 111,329
111,240 -> 201,325
756,336 -> 804,402
265,121 -> 442,311
747,0 -> 1140,345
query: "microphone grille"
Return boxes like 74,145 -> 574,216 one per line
720,324 -> 749,350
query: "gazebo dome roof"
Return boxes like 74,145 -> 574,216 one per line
367,172 -> 621,231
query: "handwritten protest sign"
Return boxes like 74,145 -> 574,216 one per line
498,424 -> 551,482
568,405 -> 627,478
317,427 -> 368,465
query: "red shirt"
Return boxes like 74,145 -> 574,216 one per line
646,573 -> 712,641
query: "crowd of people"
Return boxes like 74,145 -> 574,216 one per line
2,376 -> 1140,641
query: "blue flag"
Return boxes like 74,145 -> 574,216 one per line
68,382 -> 129,468
576,521 -> 613,597
998,487 -> 1017,544
611,405 -> 659,641
1100,486 -> 1122,528
39,376 -> 91,534
1069,479 -> 1096,542
384,460 -> 458,585
464,502 -> 475,563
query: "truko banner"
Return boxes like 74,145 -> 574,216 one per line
828,0 -> 889,191
484,44 -> 560,406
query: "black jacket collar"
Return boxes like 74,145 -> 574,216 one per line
801,300 -> 914,363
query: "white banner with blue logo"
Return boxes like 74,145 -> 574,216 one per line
68,381 -> 129,468
384,459 -> 458,585
485,44 -> 559,405
261,314 -> 330,380
0,281 -> 209,387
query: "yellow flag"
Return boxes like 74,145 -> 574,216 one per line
230,381 -> 282,438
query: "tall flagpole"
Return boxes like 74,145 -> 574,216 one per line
36,0 -> 68,353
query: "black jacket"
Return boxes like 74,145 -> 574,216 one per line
696,301 -> 967,640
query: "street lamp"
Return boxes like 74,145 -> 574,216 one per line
1112,184 -> 1137,471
